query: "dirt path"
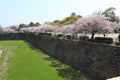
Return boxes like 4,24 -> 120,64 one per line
0,50 -> 3,57
0,50 -> 13,79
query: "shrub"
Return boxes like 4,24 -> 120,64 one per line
94,37 -> 113,44
79,36 -> 89,41
65,35 -> 71,39
115,42 -> 120,46
65,34 -> 75,39
55,33 -> 63,38
38,33 -> 51,36
45,33 -> 51,36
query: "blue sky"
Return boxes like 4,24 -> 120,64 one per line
0,0 -> 120,27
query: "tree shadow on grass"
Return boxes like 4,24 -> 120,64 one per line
25,41 -> 42,53
44,56 -> 95,80
26,41 -> 95,80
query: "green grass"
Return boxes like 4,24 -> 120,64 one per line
0,40 -> 92,80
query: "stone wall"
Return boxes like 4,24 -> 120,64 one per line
0,33 -> 24,40
0,33 -> 120,80
24,34 -> 120,80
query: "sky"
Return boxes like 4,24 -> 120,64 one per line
0,0 -> 120,27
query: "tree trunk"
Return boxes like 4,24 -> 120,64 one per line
103,34 -> 105,37
91,33 -> 95,40
75,32 -> 77,40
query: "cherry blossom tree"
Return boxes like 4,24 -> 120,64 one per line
19,15 -> 118,40
2,27 -> 16,33
32,24 -> 57,33
75,15 -> 118,39
20,27 -> 38,33
54,24 -> 77,34
20,24 -> 58,34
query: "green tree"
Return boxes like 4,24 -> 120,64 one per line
103,7 -> 120,23
93,7 -> 120,23
60,15 -> 82,26
46,12 -> 82,26
18,23 -> 26,30
29,22 -> 34,27
0,25 -> 2,33
34,22 -> 41,27
70,12 -> 76,16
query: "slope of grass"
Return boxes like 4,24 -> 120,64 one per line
0,40 -> 92,80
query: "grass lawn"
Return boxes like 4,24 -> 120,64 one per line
0,40 -> 92,80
